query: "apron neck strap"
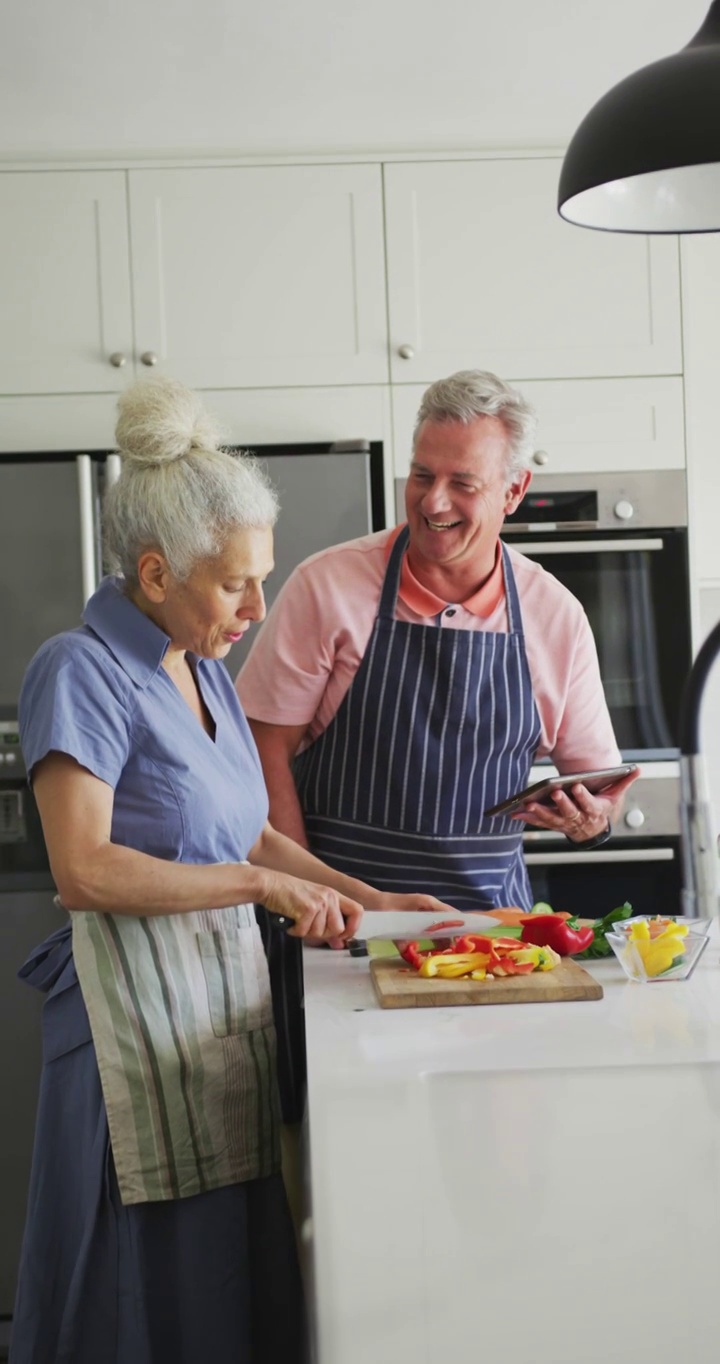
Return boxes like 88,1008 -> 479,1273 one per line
378,525 -> 410,620
500,540 -> 523,635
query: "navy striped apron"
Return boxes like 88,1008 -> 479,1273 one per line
294,525 -> 543,912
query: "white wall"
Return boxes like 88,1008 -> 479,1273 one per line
0,0 -> 708,159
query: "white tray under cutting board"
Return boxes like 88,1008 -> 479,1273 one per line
369,956 -> 603,1008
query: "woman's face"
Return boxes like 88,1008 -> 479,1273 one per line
158,525 -> 275,660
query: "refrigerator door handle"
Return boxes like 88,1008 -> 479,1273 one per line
76,455 -> 97,605
104,453 -> 122,490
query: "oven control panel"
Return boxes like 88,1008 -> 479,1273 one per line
0,721 -> 25,777
502,469 -> 687,533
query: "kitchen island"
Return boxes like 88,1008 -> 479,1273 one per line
302,926 -> 720,1364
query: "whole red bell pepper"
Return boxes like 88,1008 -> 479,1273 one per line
519,915 -> 594,956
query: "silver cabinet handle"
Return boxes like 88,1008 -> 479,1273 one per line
532,450 -> 549,466
140,351 -> 158,367
109,352 -> 127,368
397,344 -> 415,359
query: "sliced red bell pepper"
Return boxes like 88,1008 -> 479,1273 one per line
520,915 -> 594,956
396,940 -> 425,969
453,934 -> 494,955
497,958 -> 536,975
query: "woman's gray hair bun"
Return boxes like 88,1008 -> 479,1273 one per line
115,376 -> 225,466
104,377 -> 279,583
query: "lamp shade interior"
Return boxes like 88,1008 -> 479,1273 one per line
560,162 -> 720,234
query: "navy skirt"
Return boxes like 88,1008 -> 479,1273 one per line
10,925 -> 306,1364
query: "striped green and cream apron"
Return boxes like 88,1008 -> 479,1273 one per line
71,901 -> 280,1206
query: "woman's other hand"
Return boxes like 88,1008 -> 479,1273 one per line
373,892 -> 460,915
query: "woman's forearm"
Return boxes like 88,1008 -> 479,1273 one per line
57,842 -> 272,917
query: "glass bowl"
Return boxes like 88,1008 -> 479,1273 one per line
606,921 -> 710,983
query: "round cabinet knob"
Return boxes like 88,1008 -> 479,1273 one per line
614,499 -> 635,521
140,351 -> 158,367
397,344 -> 415,360
109,352 -> 127,368
624,807 -> 646,830
4,751 -> 17,765
532,450 -> 549,467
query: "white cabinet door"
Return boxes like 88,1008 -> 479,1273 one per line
128,166 -> 388,388
384,160 -> 682,384
391,377 -> 685,480
0,172 -> 133,395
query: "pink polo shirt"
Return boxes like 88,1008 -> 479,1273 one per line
236,527 -> 621,771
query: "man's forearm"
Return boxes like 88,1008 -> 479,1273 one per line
248,719 -> 310,848
265,772 -> 309,848
250,823 -> 383,908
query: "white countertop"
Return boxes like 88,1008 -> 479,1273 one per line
303,925 -> 720,1364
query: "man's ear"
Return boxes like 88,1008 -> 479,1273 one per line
504,468 -> 532,516
136,550 -> 172,603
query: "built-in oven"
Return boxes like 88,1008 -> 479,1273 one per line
501,470 -> 691,762
502,472 -> 689,916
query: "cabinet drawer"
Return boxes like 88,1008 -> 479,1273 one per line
391,377 -> 685,481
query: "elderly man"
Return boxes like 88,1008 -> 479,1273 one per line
237,369 -> 636,913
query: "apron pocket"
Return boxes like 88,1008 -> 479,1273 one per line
197,928 -> 272,1038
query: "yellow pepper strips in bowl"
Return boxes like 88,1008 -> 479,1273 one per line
625,920 -> 689,979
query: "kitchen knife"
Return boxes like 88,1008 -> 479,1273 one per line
269,909 -> 502,938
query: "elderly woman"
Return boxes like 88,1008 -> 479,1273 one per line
10,379 -> 451,1364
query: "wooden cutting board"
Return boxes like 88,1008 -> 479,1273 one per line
369,957 -> 603,1009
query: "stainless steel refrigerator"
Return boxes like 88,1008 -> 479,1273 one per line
0,438 -> 380,1331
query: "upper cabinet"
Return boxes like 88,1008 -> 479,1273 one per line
127,165 -> 388,389
0,164 -> 389,396
383,159 -> 683,384
0,171 -> 134,394
0,156 -> 685,418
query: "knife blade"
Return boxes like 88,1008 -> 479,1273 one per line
269,910 -> 500,935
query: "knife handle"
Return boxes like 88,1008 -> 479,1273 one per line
266,913 -> 294,934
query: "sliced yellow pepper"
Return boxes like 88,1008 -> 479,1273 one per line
418,952 -> 490,979
508,945 -> 561,972
434,954 -> 492,979
627,921 -> 689,977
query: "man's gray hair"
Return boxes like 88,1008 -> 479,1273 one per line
103,377 -> 279,583
413,370 -> 538,480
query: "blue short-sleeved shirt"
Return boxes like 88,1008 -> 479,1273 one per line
19,576 -> 269,864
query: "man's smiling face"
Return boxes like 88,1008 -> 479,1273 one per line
405,416 -> 530,581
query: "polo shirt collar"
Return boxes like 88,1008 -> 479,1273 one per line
82,576 -> 172,688
389,525 -> 504,618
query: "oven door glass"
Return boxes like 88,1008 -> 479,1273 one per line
504,529 -> 690,758
525,838 -> 682,920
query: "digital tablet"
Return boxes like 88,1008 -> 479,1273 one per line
484,764 -> 639,818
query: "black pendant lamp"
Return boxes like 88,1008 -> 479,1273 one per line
558,1 -> 720,233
